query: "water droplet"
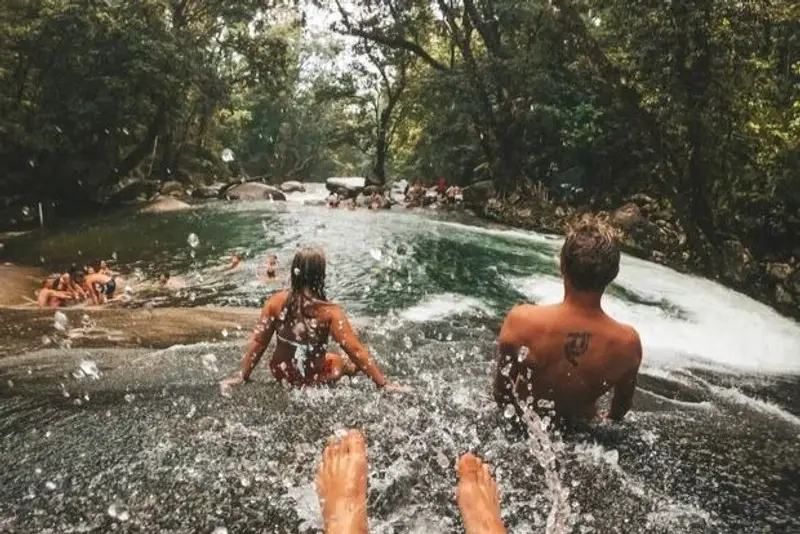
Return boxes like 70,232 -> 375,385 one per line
186,405 -> 196,419
34,467 -> 42,475
369,249 -> 382,261
503,404 -> 516,419
41,335 -> 51,346
108,502 -> 130,521
436,451 -> 449,469
124,393 -> 135,403
293,267 -> 300,276
187,233 -> 200,248
221,148 -> 235,162
201,353 -> 219,374
122,127 -> 129,136
28,159 -> 36,167
21,206 -> 31,217
240,476 -> 251,488
54,311 -> 68,332
112,251 -> 118,261
7,379 -> 14,388
221,329 -> 228,338
403,336 -> 413,350
500,364 -> 512,377
211,527 -> 228,534
517,346 -> 530,362
73,360 -> 101,380
45,481 -> 56,491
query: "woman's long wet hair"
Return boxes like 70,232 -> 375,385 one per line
278,248 -> 328,346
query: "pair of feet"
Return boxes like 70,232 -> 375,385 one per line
317,430 -> 506,534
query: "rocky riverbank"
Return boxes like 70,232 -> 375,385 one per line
461,181 -> 800,320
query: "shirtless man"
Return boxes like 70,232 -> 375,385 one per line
493,215 -> 642,422
37,268 -> 86,309
83,271 -> 117,305
317,429 -> 505,534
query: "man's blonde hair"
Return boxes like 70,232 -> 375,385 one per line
560,214 -> 620,292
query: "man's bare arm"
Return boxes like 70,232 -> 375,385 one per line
609,330 -> 643,421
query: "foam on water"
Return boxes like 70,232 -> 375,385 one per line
435,220 -> 560,245
399,293 -> 493,322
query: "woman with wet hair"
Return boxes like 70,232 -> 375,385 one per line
223,248 -> 404,390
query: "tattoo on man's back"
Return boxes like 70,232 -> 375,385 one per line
564,332 -> 591,366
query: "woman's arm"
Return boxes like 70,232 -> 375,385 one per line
241,301 -> 278,382
329,306 -> 389,388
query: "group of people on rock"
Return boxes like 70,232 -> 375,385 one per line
405,178 -> 462,208
37,261 -> 121,309
326,191 -> 392,211
36,251 -> 284,310
222,214 -> 642,533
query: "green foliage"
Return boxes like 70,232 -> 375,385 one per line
332,0 -> 800,266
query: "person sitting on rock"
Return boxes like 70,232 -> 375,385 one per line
221,248 -> 406,391
326,193 -> 341,208
83,271 -> 118,305
37,267 -> 86,309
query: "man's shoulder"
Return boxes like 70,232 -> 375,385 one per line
606,319 -> 642,362
506,302 -> 558,321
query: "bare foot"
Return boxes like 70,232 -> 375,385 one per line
317,430 -> 369,534
457,453 -> 507,534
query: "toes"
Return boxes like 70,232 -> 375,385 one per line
457,452 -> 482,480
342,429 -> 367,456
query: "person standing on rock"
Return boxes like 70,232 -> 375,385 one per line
222,248 -> 406,391
493,215 -> 642,423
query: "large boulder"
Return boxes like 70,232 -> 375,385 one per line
280,181 -> 306,193
221,182 -> 286,201
109,180 -> 160,204
461,180 -> 496,208
765,262 -> 793,282
191,184 -> 224,199
325,177 -> 365,198
139,195 -> 193,213
611,202 -> 645,232
160,180 -> 186,197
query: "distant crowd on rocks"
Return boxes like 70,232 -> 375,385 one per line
324,175 -> 463,211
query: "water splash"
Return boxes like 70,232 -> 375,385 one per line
187,233 -> 200,248
107,502 -> 130,522
54,311 -> 68,332
72,360 -> 102,380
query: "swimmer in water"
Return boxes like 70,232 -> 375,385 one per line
316,429 -> 506,534
222,248 -> 405,391
225,253 -> 243,271
493,215 -> 642,424
259,254 -> 279,283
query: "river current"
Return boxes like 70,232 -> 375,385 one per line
1,185 -> 798,533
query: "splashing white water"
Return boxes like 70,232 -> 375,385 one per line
508,256 -> 800,375
399,293 -> 491,322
